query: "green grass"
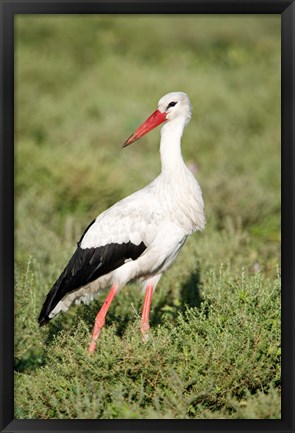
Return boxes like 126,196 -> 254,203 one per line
15,15 -> 281,419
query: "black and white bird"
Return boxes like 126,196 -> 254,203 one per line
38,91 -> 205,352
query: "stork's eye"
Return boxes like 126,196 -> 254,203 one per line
167,101 -> 177,109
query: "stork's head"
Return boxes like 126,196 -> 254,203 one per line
157,92 -> 192,124
123,91 -> 192,147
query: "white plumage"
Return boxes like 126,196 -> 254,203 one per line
39,91 -> 205,352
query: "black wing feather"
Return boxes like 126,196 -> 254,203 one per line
38,241 -> 146,326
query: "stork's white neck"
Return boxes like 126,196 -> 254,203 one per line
160,118 -> 187,174
157,117 -> 205,233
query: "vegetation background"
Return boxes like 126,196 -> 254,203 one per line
14,15 -> 281,419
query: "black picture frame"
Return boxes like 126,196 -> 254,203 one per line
1,1 -> 294,432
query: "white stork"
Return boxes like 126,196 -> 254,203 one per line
38,91 -> 205,352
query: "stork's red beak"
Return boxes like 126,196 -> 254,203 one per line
122,109 -> 167,147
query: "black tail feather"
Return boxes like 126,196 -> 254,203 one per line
38,274 -> 65,326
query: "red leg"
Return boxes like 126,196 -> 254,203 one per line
140,283 -> 154,341
88,284 -> 118,353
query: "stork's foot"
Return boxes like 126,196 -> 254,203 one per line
88,284 -> 117,353
88,316 -> 105,353
140,283 -> 154,343
140,321 -> 150,342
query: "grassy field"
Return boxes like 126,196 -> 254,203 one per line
14,15 -> 281,419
